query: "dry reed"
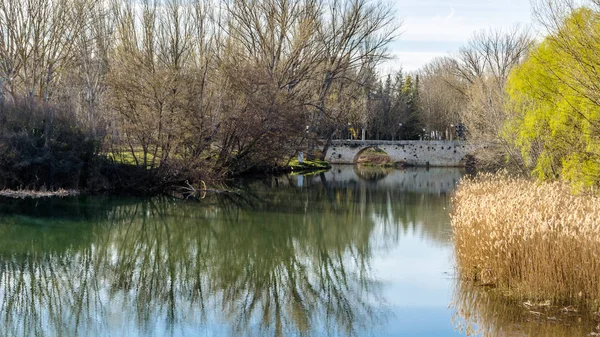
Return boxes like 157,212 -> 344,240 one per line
452,173 -> 600,309
0,189 -> 79,199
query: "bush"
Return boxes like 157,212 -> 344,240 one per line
0,99 -> 101,190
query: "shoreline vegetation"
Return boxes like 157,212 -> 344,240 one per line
443,1 -> 600,331
0,189 -> 80,199
0,0 -> 427,195
452,174 -> 600,313
0,157 -> 330,199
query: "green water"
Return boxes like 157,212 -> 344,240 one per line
0,166 -> 591,337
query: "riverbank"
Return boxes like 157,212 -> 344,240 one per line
288,158 -> 331,174
0,158 -> 333,199
451,173 -> 600,310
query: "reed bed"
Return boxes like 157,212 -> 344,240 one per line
452,173 -> 600,308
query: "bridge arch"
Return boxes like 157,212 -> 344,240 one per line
354,147 -> 393,166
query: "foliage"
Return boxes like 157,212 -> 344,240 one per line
288,158 -> 331,172
506,6 -> 600,189
364,71 -> 422,140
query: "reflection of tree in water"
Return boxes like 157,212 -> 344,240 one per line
312,166 -> 461,246
0,168 -> 457,337
0,197 -> 141,337
0,190 -> 384,337
451,280 -> 597,337
293,172 -> 455,247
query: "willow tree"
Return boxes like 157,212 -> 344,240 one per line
506,2 -> 600,189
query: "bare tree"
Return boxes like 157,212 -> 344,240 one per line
418,57 -> 465,139
67,0 -> 114,135
0,0 -> 86,102
312,0 -> 398,132
0,0 -> 402,189
451,27 -> 532,170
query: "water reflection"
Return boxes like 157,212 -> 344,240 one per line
321,165 -> 464,195
0,167 -> 464,337
452,280 -> 598,337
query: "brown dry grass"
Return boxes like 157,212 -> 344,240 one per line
452,173 -> 600,309
0,189 -> 79,199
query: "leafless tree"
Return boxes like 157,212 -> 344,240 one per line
449,27 -> 532,170
0,0 -> 401,189
311,0 -> 399,153
0,0 -> 87,102
418,57 -> 465,138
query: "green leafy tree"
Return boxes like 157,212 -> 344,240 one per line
363,71 -> 421,140
506,5 -> 600,189
399,75 -> 422,139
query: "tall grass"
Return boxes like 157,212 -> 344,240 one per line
451,173 -> 600,308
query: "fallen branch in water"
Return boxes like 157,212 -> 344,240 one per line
0,189 -> 79,199
171,180 -> 239,200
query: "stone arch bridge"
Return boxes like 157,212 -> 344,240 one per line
324,140 -> 481,166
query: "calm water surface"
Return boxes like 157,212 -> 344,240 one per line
0,166 -> 592,337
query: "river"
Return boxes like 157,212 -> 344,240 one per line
0,166 -> 591,337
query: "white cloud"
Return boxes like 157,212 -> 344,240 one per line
388,0 -> 533,71
380,52 -> 448,74
400,13 -> 480,42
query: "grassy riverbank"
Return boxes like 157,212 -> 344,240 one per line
288,158 -> 331,173
451,174 -> 600,309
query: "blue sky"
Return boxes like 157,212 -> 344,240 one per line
384,0 -> 533,73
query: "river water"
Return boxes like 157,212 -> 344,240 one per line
0,166 -> 593,337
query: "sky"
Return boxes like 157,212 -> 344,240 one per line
384,0 -> 533,73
